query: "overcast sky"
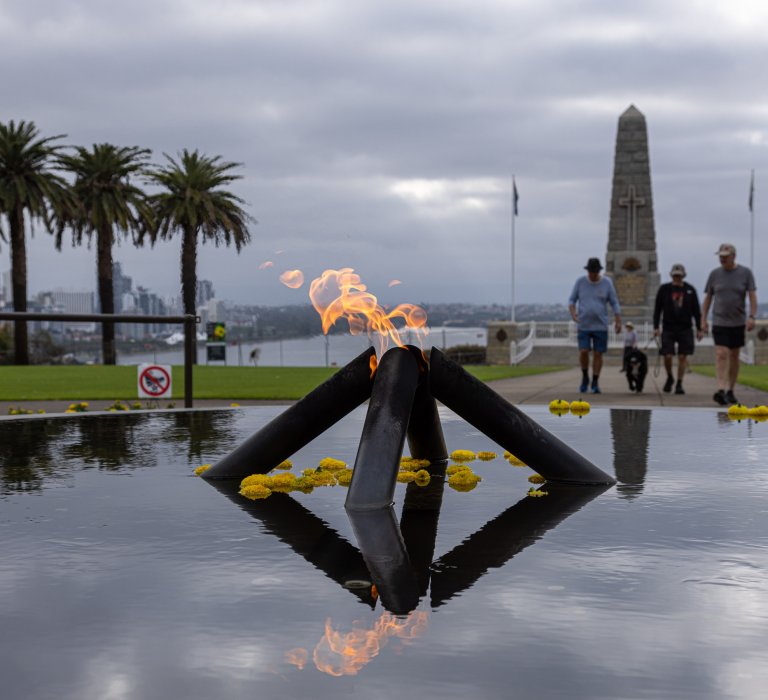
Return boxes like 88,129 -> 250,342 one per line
2,0 -> 767,309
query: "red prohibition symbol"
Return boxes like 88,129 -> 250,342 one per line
139,365 -> 171,397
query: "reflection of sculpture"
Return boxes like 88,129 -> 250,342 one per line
610,409 -> 651,498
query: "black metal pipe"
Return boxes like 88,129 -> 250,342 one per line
203,347 -> 376,480
404,346 -> 448,462
347,507 -> 421,614
428,347 -> 615,485
345,346 -> 419,510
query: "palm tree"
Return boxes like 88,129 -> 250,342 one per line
0,120 -> 70,364
146,150 -> 253,362
57,144 -> 153,365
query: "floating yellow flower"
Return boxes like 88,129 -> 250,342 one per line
294,476 -> 315,493
240,484 -> 272,500
450,449 -> 476,462
448,470 -> 481,488
727,403 -> 750,420
270,473 -> 297,492
318,457 -> 347,470
273,459 -> 293,470
400,457 -> 430,469
506,454 -> 527,467
397,471 -> 417,483
527,488 -> 549,497
335,470 -> 354,486
570,400 -> 591,417
477,451 -> 497,461
310,471 -> 337,487
549,399 -> 570,416
414,469 -> 431,486
230,402 -> 241,407
528,474 -> 546,484
446,464 -> 473,475
194,464 -> 211,476
302,468 -> 317,477
748,405 -> 768,417
241,473 -> 272,488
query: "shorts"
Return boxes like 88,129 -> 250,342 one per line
577,330 -> 608,353
712,325 -> 745,349
660,328 -> 695,356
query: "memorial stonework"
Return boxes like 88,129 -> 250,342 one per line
605,105 -> 660,323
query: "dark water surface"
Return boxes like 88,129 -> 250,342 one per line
1,407 -> 767,700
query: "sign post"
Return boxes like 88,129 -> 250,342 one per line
138,363 -> 173,401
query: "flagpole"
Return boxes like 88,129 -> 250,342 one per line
510,174 -> 516,323
749,169 -> 755,270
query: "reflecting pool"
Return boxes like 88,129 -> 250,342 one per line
1,406 -> 767,700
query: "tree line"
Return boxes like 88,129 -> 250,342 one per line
0,120 -> 254,365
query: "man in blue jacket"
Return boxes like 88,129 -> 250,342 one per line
568,258 -> 622,394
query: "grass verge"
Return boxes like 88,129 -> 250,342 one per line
0,364 -> 567,401
692,365 -> 768,392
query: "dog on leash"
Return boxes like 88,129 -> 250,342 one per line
625,349 -> 648,393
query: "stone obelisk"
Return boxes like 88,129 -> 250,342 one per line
605,105 -> 660,323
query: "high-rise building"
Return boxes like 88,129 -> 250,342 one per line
112,262 -> 133,314
197,279 -> 215,307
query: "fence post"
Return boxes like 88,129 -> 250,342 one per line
184,315 -> 196,408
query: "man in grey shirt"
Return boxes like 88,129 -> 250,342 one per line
701,243 -> 758,405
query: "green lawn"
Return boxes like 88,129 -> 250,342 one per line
693,365 -> 768,392
0,364 -> 566,401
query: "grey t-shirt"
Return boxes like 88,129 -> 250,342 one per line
704,265 -> 757,326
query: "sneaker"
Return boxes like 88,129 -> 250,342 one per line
579,379 -> 588,393
591,383 -> 601,394
713,390 -> 727,406
675,382 -> 685,395
725,390 -> 739,404
663,376 -> 674,393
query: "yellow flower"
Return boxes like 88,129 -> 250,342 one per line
65,409 -> 76,413
528,474 -> 546,484
310,471 -> 337,487
37,409 -> 45,414
450,449 -> 476,462
302,468 -> 317,477
241,473 -> 271,488
507,454 -> 527,467
527,488 -> 549,497
335,469 -> 354,486
400,457 -> 431,469
274,459 -> 293,470
194,464 -> 211,476
229,402 -> 241,407
270,473 -> 297,492
414,469 -> 431,486
477,451 -> 497,461
748,405 -> 768,417
549,399 -> 570,416
570,400 -> 591,417
294,476 -> 315,493
446,464 -> 473,475
240,484 -> 272,500
727,403 -> 750,419
397,471 -> 417,483
318,457 -> 347,470
448,471 -> 482,488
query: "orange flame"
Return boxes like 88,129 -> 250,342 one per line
285,648 -> 309,670
308,611 -> 429,676
369,354 -> 378,379
308,268 -> 428,355
280,269 -> 305,289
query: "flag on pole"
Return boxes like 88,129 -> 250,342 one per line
513,177 -> 519,216
749,170 -> 754,212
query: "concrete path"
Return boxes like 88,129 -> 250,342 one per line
486,366 -> 768,408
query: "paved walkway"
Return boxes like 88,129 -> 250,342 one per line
487,366 -> 768,408
2,367 -> 768,416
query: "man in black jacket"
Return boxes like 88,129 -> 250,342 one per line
653,263 -> 703,395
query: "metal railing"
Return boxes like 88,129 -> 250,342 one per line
510,320 -> 755,364
0,312 -> 199,407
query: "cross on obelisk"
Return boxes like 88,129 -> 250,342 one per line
618,185 -> 646,250
604,105 -> 660,324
